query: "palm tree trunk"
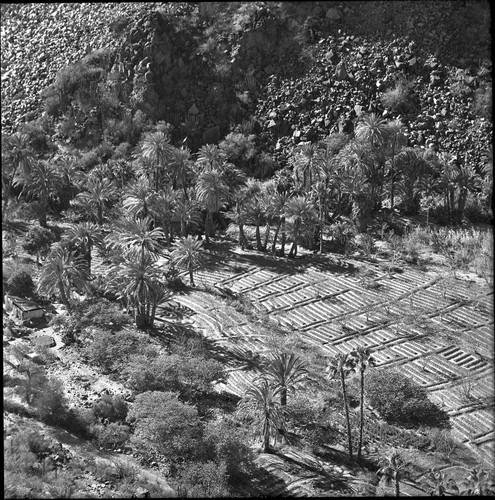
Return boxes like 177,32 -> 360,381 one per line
358,368 -> 365,461
263,414 -> 270,453
280,217 -> 286,256
255,219 -> 262,251
271,219 -> 282,255
395,475 -> 400,497
281,386 -> 287,406
2,168 -> 17,224
97,204 -> 103,226
263,223 -> 270,251
58,279 -> 70,310
341,368 -> 353,460
181,219 -> 187,237
390,143 -> 396,211
39,194 -> 48,227
319,195 -> 324,253
189,262 -> 195,286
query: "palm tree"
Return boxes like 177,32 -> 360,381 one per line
327,353 -> 356,460
173,190 -> 202,237
2,132 -> 34,223
108,216 -> 166,265
285,195 -> 317,258
170,236 -> 206,286
196,169 -> 229,245
122,177 -> 154,220
355,113 -> 387,149
168,145 -> 193,196
75,176 -> 117,225
196,144 -> 226,172
292,142 -> 318,193
349,348 -> 376,461
52,150 -> 85,210
15,160 -> 61,227
237,378 -> 289,453
148,187 -> 178,243
37,246 -> 90,310
262,352 -> 309,406
265,190 -> 289,256
377,449 -> 408,497
107,252 -> 168,329
385,118 -> 407,211
395,148 -> 430,215
65,222 -> 102,275
244,179 -> 265,251
140,131 -> 175,191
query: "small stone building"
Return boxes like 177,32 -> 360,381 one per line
4,295 -> 44,321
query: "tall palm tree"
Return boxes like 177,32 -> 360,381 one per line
140,131 -> 175,191
196,169 -> 229,245
173,190 -> 202,237
15,160 -> 61,227
262,352 -> 309,406
265,190 -> 289,256
122,177 -> 154,220
355,113 -> 387,150
292,142 -> 318,193
377,449 -> 408,497
37,246 -> 90,310
2,132 -> 34,223
237,378 -> 289,453
65,222 -> 102,275
385,118 -> 407,211
395,148 -> 430,215
168,145 -> 193,196
349,348 -> 376,461
170,236 -> 206,286
52,150 -> 85,210
285,195 -> 317,258
148,187 -> 178,243
244,179 -> 265,251
75,176 -> 117,225
107,252 -> 168,329
327,353 -> 356,460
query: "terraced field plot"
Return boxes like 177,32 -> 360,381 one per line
180,251 -> 494,466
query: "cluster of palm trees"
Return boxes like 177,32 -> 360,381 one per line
237,351 -> 309,453
326,348 -> 375,462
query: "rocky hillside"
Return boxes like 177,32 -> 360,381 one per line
1,1 -> 492,168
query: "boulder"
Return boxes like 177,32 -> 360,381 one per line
326,8 -> 341,20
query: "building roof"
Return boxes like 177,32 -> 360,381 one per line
7,295 -> 43,312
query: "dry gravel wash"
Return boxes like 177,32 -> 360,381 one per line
163,249 -> 494,467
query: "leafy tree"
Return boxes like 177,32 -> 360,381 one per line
175,460 -> 229,498
126,391 -> 203,462
326,353 -> 356,460
92,394 -> 128,423
349,348 -> 376,462
261,352 -> 308,406
37,246 -> 90,310
2,132 -> 34,223
5,270 -> 35,297
170,236 -> 206,286
75,175 -> 117,225
237,378 -> 289,453
365,369 -> 450,429
22,226 -> 57,265
14,160 -> 61,227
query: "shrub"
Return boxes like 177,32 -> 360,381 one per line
365,369 -> 450,429
380,79 -> 418,116
32,377 -> 67,425
427,428 -> 459,459
127,391 -> 204,462
5,270 -> 35,297
175,460 -> 230,498
92,394 -> 128,423
94,422 -> 131,450
84,328 -> 153,373
22,226 -> 57,263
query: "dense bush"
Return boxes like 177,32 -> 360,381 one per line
92,394 -> 128,423
22,226 -> 57,264
83,328 -> 155,373
127,391 -> 204,462
92,422 -> 131,450
380,78 -> 419,116
365,369 -> 450,429
5,270 -> 35,297
175,460 -> 230,498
